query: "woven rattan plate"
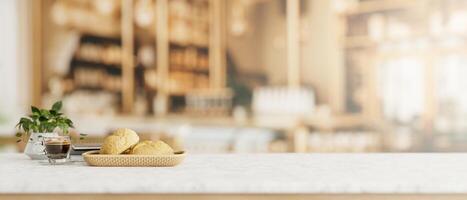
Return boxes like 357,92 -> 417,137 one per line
82,150 -> 185,167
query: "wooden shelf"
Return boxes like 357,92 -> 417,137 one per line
344,35 -> 376,49
71,59 -> 121,70
170,66 -> 209,74
73,86 -> 120,93
36,0 -> 227,116
80,34 -> 122,45
169,41 -> 209,51
342,0 -> 426,16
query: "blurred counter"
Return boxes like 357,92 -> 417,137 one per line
0,115 -> 253,136
0,114 -> 381,154
1,153 -> 467,200
70,115 -> 250,136
69,115 -> 281,154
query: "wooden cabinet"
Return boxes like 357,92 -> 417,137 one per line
33,0 -> 226,115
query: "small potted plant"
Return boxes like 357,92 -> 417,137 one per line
16,101 -> 75,160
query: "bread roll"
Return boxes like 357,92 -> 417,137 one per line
131,140 -> 174,155
100,128 -> 139,154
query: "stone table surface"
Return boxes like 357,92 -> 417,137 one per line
1,153 -> 467,194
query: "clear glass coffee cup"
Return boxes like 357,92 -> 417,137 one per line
42,136 -> 71,165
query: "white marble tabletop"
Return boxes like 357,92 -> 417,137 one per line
1,153 -> 467,194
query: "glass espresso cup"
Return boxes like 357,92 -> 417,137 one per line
42,136 -> 71,165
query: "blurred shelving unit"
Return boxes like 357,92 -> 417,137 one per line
26,0 -> 427,153
336,0 -> 433,152
34,0 -> 227,116
336,0 -> 467,151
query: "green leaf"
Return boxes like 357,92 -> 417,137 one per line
31,106 -> 40,114
52,101 -> 62,111
17,117 -> 33,133
65,119 -> 74,128
16,139 -> 22,143
19,117 -> 30,123
39,116 -> 48,122
40,109 -> 50,117
29,114 -> 39,121
79,133 -> 88,136
15,132 -> 22,137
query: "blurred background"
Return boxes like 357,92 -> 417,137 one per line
2,0 -> 467,153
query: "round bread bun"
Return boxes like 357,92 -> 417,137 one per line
131,140 -> 174,155
100,128 -> 139,154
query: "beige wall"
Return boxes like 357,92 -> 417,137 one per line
257,0 -> 287,85
227,0 -> 345,113
302,0 -> 344,113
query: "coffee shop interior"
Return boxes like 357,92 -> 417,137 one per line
2,0 -> 467,154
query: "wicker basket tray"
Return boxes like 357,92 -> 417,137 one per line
82,150 -> 185,167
